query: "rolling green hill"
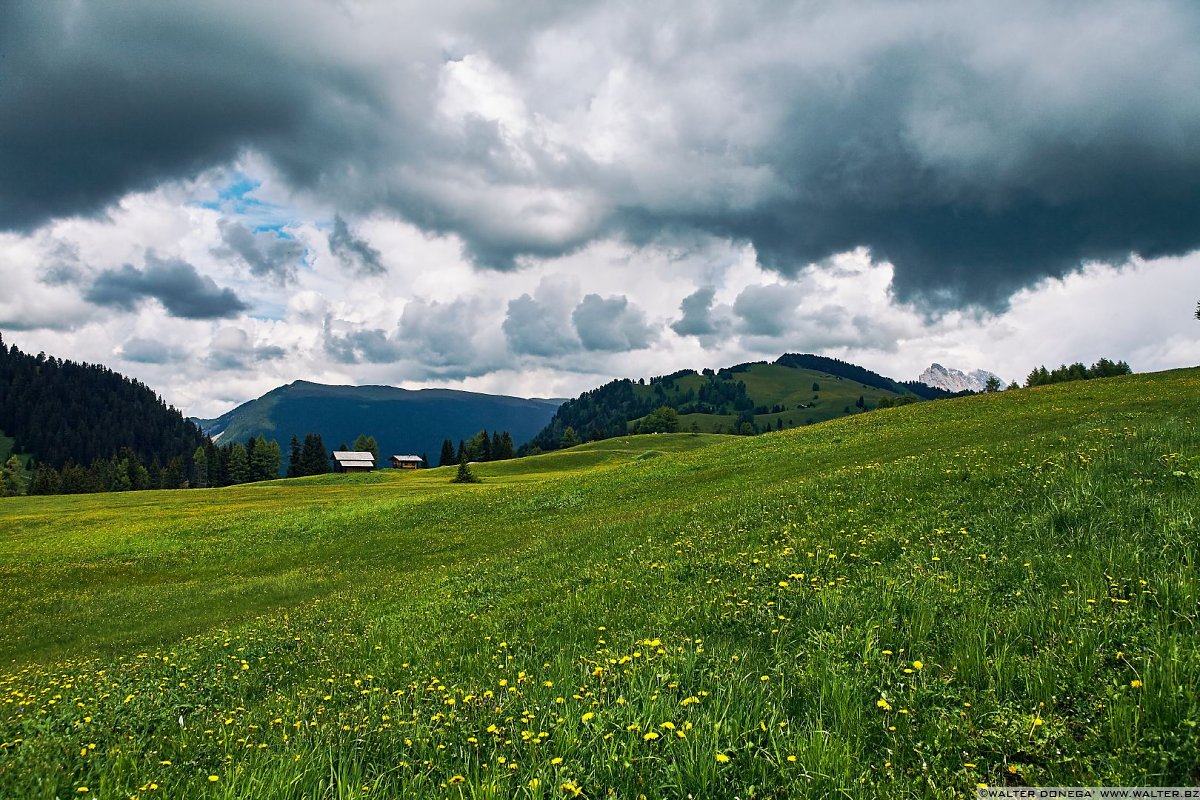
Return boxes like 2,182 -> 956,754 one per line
525,353 -> 952,450
1,371 -> 1198,797
195,380 -> 563,469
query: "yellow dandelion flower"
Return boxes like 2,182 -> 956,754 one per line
581,712 -> 595,722
449,775 -> 465,785
912,660 -> 923,670
1131,679 -> 1144,688
716,753 -> 731,763
528,778 -> 541,789
550,757 -> 563,765
208,775 -> 219,782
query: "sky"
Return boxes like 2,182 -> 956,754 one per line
2,1 -> 1199,418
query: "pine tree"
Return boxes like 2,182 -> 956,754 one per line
249,435 -> 280,481
287,435 -> 301,478
497,432 -> 514,460
561,426 -> 580,448
452,455 -> 480,484
300,434 -> 330,476
352,434 -> 379,462
192,446 -> 209,488
439,439 -> 455,467
420,452 -> 429,468
29,465 -> 61,495
160,456 -> 186,489
227,443 -> 249,484
0,456 -> 27,496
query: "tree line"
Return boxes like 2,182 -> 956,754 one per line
438,430 -> 515,466
1024,358 -> 1131,387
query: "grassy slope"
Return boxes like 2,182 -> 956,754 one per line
1,375 -> 1198,798
631,363 -> 906,433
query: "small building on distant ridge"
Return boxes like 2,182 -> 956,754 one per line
390,454 -> 423,469
332,451 -> 375,472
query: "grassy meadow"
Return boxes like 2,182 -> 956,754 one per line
1,371 -> 1199,798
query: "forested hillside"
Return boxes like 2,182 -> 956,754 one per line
524,353 -> 949,452
0,333 -> 207,472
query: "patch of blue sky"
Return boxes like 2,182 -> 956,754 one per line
196,174 -> 301,232
245,298 -> 289,322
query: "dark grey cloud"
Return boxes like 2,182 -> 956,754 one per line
571,294 -> 655,352
5,2 -> 1200,309
732,285 -> 804,338
85,254 -> 249,319
117,337 -> 187,364
328,215 -> 386,276
215,220 -> 305,283
671,286 -> 726,337
323,325 -> 406,365
502,279 -> 580,357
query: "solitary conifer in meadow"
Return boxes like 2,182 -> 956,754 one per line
451,455 -> 479,483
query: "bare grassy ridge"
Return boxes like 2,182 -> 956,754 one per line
1,372 -> 1198,798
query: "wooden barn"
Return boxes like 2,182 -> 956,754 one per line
332,451 -> 375,472
390,455 -> 423,469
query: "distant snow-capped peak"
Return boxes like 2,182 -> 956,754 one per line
918,363 -> 1002,393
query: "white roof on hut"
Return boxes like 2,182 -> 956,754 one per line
391,454 -> 422,462
332,450 -> 375,467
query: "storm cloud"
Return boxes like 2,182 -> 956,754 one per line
4,2 -> 1200,308
572,294 -> 655,353
502,278 -> 581,357
216,219 -> 305,283
671,286 -> 728,339
85,254 -> 249,319
328,215 -> 386,276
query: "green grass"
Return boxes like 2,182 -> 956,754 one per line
1,372 -> 1199,798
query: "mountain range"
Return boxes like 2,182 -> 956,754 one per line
194,380 -> 563,467
918,363 -> 1004,393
